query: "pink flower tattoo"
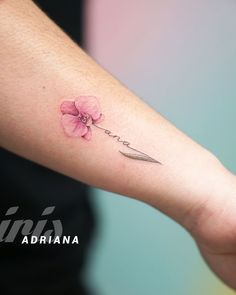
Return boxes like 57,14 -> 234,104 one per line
60,96 -> 104,140
60,96 -> 161,164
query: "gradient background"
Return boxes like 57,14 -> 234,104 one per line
85,0 -> 236,294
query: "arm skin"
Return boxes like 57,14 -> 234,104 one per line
1,0 -> 236,289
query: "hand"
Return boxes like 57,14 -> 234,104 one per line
188,172 -> 236,289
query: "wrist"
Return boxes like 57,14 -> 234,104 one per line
182,155 -> 236,238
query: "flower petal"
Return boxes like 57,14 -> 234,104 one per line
61,114 -> 88,137
93,113 -> 104,124
60,101 -> 79,115
75,96 -> 101,120
83,126 -> 92,140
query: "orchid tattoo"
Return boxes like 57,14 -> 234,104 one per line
60,96 -> 161,164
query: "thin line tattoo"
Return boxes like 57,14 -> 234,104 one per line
93,124 -> 161,164
60,96 -> 162,164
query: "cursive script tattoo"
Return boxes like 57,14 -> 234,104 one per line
93,124 -> 161,164
60,96 -> 161,164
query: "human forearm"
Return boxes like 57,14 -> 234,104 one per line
0,0 -> 233,230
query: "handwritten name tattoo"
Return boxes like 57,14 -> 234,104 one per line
60,96 -> 162,164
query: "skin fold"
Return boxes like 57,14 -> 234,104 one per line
0,0 -> 236,290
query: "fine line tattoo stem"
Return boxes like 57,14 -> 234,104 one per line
93,124 -> 162,164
